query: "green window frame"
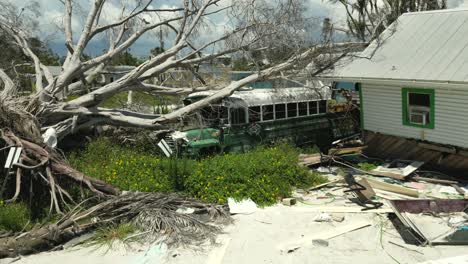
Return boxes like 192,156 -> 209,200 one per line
401,88 -> 435,129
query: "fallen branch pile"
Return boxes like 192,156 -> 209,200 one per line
0,192 -> 230,258
0,100 -> 230,259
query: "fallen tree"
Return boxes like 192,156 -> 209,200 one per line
0,0 -> 367,257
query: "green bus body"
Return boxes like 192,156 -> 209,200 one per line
166,87 -> 359,157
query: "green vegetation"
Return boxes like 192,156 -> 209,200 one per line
358,162 -> 378,172
70,138 -> 325,206
88,223 -> 138,248
186,145 -> 325,205
0,202 -> 30,232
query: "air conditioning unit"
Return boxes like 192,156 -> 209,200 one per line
409,108 -> 429,125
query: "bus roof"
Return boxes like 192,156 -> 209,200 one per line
186,86 -> 331,107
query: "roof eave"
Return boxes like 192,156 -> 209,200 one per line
317,76 -> 468,89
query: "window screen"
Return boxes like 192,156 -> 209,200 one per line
319,100 -> 327,114
287,103 -> 297,118
262,105 -> 274,121
298,102 -> 308,116
308,101 -> 318,115
248,106 -> 261,123
275,104 -> 286,119
409,93 -> 430,107
230,108 -> 246,125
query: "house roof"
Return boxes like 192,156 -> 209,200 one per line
324,9 -> 468,84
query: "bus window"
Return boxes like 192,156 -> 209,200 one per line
220,106 -> 228,124
319,100 -> 327,114
248,106 -> 261,123
230,107 -> 246,125
262,105 -> 274,121
287,103 -> 297,118
298,102 -> 308,116
275,104 -> 286,119
308,101 -> 318,115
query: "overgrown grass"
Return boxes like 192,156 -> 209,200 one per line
87,223 -> 138,248
70,138 -> 326,206
0,202 -> 30,232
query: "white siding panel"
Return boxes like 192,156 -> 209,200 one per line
362,83 -> 468,148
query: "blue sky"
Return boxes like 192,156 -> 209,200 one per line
15,0 -> 466,58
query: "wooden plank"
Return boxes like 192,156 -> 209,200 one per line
418,142 -> 456,154
369,170 -> 406,180
412,176 -> 458,185
277,221 -> 372,252
328,146 -> 368,156
366,177 -> 419,197
298,153 -> 323,167
307,179 -> 342,191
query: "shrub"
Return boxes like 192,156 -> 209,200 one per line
69,138 -> 193,192
69,139 -> 326,206
184,144 -> 325,206
0,202 -> 30,232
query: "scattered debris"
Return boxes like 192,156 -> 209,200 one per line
307,179 -> 342,191
314,213 -> 332,222
281,198 -> 297,206
329,146 -> 367,156
291,206 -> 393,213
417,255 -> 468,264
390,199 -> 468,246
278,221 -> 372,252
312,239 -> 329,247
298,153 -> 326,167
331,213 -> 345,222
365,177 -> 419,198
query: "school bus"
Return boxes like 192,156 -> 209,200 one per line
160,86 -> 359,157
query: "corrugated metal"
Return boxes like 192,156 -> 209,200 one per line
328,9 -> 468,83
187,86 -> 331,107
362,83 -> 468,148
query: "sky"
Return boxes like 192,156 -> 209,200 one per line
12,0 -> 466,58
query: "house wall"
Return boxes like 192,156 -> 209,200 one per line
361,81 -> 468,148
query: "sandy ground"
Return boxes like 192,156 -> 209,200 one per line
4,201 -> 467,264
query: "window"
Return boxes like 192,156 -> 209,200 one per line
275,104 -> 286,119
287,103 -> 297,118
248,106 -> 261,123
308,101 -> 318,115
402,88 -> 435,129
230,107 -> 246,125
298,102 -> 308,116
262,105 -> 274,121
319,100 -> 327,114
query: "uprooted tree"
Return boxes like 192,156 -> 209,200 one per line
0,0 -> 366,257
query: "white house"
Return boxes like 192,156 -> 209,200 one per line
321,9 -> 468,175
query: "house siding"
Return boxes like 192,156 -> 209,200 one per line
361,82 -> 468,148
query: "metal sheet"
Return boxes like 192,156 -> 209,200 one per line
324,9 -> 468,84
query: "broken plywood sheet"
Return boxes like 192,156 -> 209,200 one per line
373,160 -> 424,178
390,199 -> 468,246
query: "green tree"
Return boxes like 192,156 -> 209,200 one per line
110,51 -> 143,66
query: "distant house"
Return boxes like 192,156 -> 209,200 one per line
46,65 -> 136,86
320,9 -> 468,174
